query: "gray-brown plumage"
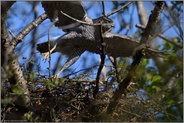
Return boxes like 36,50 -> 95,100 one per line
37,1 -> 140,78
42,1 -> 86,31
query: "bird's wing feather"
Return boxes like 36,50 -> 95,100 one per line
36,36 -> 61,53
104,32 -> 140,57
42,1 -> 86,30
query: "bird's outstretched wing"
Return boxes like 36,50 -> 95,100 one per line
104,32 -> 140,57
37,36 -> 60,53
42,1 -> 86,30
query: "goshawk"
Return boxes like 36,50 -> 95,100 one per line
37,1 -> 140,78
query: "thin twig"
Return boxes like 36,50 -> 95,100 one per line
63,65 -> 99,78
108,56 -> 120,83
136,24 -> 183,48
121,108 -> 146,120
102,1 -> 105,16
59,2 -> 133,27
48,19 -> 58,78
48,27 -> 51,78
8,30 -> 17,45
8,30 -> 16,38
165,6 -> 183,39
106,2 -> 133,17
28,2 -> 38,72
60,10 -> 111,27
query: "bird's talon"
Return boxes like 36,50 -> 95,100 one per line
42,52 -> 50,59
51,74 -> 59,79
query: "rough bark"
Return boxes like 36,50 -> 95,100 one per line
2,2 -> 48,105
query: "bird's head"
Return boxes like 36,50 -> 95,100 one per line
93,16 -> 114,33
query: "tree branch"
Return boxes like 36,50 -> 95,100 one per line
136,24 -> 183,48
107,49 -> 144,114
1,1 -> 15,66
136,1 -> 147,26
5,13 -> 47,58
2,4 -> 48,105
101,1 -> 105,16
93,22 -> 106,98
59,2 -> 133,28
106,1 -> 164,114
59,10 -> 110,27
1,1 -> 30,104
108,56 -> 121,83
140,2 -> 164,44
16,13 -> 48,45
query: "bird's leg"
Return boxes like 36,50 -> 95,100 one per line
42,44 -> 57,59
52,55 -> 80,78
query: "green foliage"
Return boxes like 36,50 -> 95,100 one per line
29,72 -> 36,79
43,78 -> 65,90
1,97 -> 13,106
24,112 -> 33,121
12,85 -> 24,94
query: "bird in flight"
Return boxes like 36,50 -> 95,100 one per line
37,1 -> 140,78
